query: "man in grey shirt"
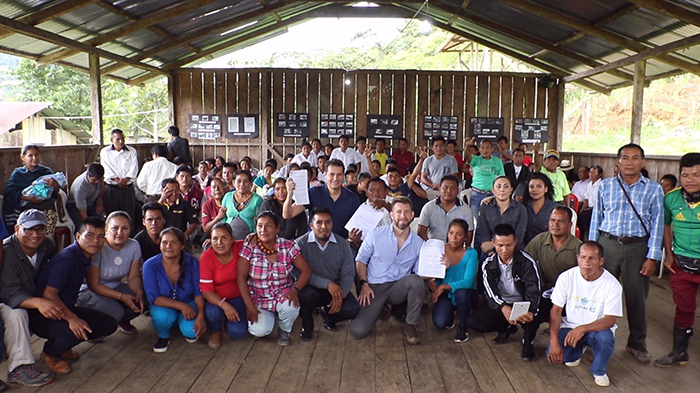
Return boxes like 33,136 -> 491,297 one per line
421,136 -> 459,200
417,175 -> 474,244
67,163 -> 104,232
295,207 -> 359,341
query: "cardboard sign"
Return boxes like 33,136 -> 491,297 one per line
514,118 -> 549,143
189,114 -> 222,139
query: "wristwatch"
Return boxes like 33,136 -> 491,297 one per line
359,280 -> 368,287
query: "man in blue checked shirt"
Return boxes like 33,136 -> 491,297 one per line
589,143 -> 664,364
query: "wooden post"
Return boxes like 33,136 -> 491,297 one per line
631,60 -> 646,144
168,73 -> 177,130
88,53 -> 103,146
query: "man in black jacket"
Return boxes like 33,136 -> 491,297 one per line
467,223 -> 545,362
504,148 -> 530,198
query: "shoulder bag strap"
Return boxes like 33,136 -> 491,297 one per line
616,176 -> 650,237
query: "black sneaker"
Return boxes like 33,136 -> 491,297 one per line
322,320 -> 337,331
319,308 -> 337,331
7,364 -> 53,387
299,329 -> 312,342
521,345 -> 535,362
492,325 -> 518,345
278,330 -> 291,347
153,337 -> 170,353
454,329 -> 469,343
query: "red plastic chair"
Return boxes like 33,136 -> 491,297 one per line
566,194 -> 579,213
53,226 -> 72,252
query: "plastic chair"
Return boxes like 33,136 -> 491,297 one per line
53,226 -> 72,251
569,207 -> 579,237
566,194 -> 580,213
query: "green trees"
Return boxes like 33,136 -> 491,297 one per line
9,59 -> 169,142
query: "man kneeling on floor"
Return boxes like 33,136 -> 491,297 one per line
349,196 -> 424,344
0,210 -> 56,387
547,241 -> 623,387
296,207 -> 359,341
30,216 -> 118,375
467,224 -> 545,361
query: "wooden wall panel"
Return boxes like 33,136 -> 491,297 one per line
488,76 -> 500,117
476,75 -> 488,117
404,74 -> 416,146
173,69 -> 557,164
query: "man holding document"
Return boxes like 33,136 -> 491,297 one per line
467,224 -> 545,361
284,159 -> 360,239
349,197 -> 424,345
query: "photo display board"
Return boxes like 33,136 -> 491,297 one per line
275,113 -> 310,138
514,118 -> 549,144
367,114 -> 403,139
469,117 -> 504,142
423,115 -> 459,140
226,114 -> 259,139
320,113 -> 354,138
189,114 -> 222,139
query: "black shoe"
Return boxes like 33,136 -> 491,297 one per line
454,329 -> 469,343
393,313 -> 407,323
153,337 -> 170,353
492,325 -> 518,345
521,345 -> 535,362
323,320 -> 337,331
299,329 -> 313,342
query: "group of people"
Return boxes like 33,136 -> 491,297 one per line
0,128 -> 696,391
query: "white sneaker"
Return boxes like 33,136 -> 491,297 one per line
565,358 -> 582,367
185,337 -> 199,344
593,374 -> 610,387
565,347 -> 587,367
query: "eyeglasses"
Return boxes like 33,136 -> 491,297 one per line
21,226 -> 47,235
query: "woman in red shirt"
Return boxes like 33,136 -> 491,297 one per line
200,222 -> 247,349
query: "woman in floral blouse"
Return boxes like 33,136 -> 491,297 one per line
237,211 -> 311,346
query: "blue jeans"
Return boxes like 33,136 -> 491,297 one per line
432,289 -> 478,331
204,297 -> 247,339
549,328 -> 616,376
150,301 -> 198,339
470,190 -> 493,222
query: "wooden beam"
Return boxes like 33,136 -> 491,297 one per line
424,16 -> 612,94
530,4 -> 638,58
0,14 -> 167,75
628,0 -> 700,27
631,60 -> 646,144
429,2 -> 633,81
89,53 -> 103,146
94,0 -> 201,56
37,0 -> 221,65
447,0 -> 473,25
497,0 -> 700,76
563,33 -> 700,82
258,0 -> 282,23
0,0 -> 98,40
99,2 -> 290,75
168,73 -> 177,127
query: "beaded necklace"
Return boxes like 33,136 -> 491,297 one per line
257,238 -> 276,255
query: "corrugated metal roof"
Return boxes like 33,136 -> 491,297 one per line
0,101 -> 51,135
0,0 -> 699,93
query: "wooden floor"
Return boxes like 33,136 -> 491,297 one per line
4,275 -> 700,393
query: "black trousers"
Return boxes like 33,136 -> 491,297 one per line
29,307 -> 118,357
103,184 -> 136,220
298,286 -> 360,331
467,297 -> 551,346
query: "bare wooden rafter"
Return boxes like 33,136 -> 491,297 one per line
37,0 -> 223,65
99,2 -> 291,75
0,14 -> 166,75
497,0 -> 700,76
628,0 -> 700,27
429,2 -> 634,82
0,0 -> 99,40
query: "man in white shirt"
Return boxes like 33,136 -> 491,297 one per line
570,166 -> 592,202
100,129 -> 139,218
355,136 -> 370,174
136,145 -> 178,201
330,135 -> 362,173
547,241 -> 623,387
292,141 -> 317,167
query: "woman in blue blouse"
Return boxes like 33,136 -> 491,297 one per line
221,170 -> 263,240
143,228 -> 206,353
429,219 -> 479,343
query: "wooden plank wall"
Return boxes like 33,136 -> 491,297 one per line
174,69 -> 558,167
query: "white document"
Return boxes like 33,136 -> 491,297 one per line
509,301 -> 531,321
417,239 -> 446,279
243,116 -> 256,133
228,116 -> 240,133
290,170 -> 309,205
344,203 -> 386,240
